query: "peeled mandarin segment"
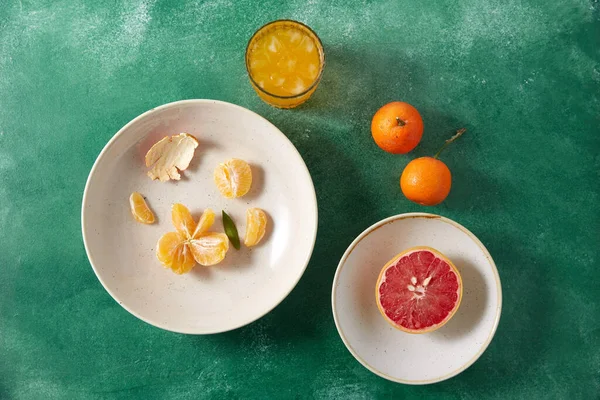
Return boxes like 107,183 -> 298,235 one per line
192,208 -> 215,239
169,243 -> 196,274
172,203 -> 196,237
156,231 -> 195,274
244,208 -> 267,247
189,232 -> 230,266
156,231 -> 184,265
213,159 -> 252,198
214,163 -> 234,198
129,192 -> 155,224
228,159 -> 252,197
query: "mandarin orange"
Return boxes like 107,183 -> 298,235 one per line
400,128 -> 466,206
371,102 -> 423,154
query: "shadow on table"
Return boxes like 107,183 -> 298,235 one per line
263,133 -> 381,340
187,45 -> 507,350
426,231 -> 554,393
407,113 -> 504,213
443,165 -> 504,212
236,46 -> 426,341
304,46 -> 502,213
302,45 -> 424,117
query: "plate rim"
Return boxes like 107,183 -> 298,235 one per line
81,99 -> 318,334
331,212 -> 502,384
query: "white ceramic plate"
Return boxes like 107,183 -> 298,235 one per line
82,100 -> 317,334
332,213 -> 502,384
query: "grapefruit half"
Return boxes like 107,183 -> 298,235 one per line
375,246 -> 462,333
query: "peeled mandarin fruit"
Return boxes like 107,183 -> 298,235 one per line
156,204 -> 230,274
244,208 -> 267,247
214,158 -> 252,198
129,192 -> 155,224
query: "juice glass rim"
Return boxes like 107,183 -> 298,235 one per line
245,19 -> 325,100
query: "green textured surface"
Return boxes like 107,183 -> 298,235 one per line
1,0 -> 599,398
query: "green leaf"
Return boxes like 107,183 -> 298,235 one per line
222,211 -> 240,250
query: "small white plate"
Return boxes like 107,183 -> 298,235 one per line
82,100 -> 317,334
332,213 -> 502,384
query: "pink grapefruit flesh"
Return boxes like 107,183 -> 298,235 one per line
375,246 -> 462,334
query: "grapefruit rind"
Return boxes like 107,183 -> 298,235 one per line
375,246 -> 463,334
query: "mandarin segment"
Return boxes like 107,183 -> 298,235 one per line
169,245 -> 197,275
214,158 -> 252,198
156,231 -> 196,274
129,192 -> 155,224
244,208 -> 267,247
156,231 -> 184,264
172,203 -> 196,237
192,208 -> 215,239
189,233 -> 230,266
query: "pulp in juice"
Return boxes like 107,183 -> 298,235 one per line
246,21 -> 323,106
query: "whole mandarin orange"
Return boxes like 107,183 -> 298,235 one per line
400,128 -> 466,206
401,158 -> 452,206
371,102 -> 423,154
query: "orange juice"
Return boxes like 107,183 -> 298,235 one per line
246,20 -> 324,108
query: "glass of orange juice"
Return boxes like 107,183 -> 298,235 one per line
245,20 -> 325,108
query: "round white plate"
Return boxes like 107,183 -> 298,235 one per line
332,213 -> 502,384
82,99 -> 317,334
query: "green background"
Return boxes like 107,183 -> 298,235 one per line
1,0 -> 598,398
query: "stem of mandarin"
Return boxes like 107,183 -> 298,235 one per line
395,117 -> 406,127
433,128 -> 467,159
